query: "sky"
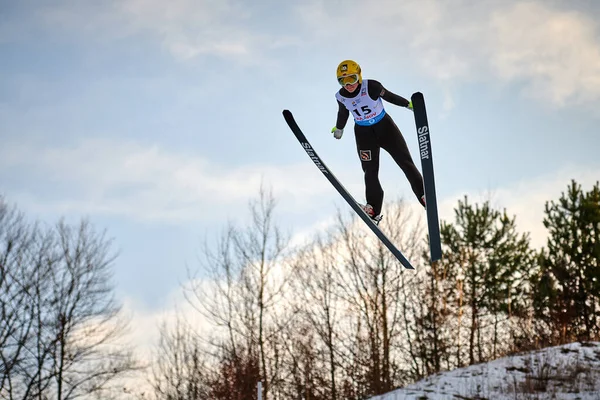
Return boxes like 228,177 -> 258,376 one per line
2,0 -> 600,356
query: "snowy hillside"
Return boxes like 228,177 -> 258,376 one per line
368,342 -> 600,400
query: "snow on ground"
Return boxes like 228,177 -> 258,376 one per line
369,342 -> 600,400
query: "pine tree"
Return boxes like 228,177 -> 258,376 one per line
534,180 -> 600,343
440,196 -> 534,365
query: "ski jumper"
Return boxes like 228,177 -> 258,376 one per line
335,79 -> 424,216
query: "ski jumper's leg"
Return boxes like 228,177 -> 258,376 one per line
377,114 -> 425,203
354,124 -> 384,215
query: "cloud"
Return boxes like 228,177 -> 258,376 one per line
0,138 -> 334,223
30,0 -> 281,64
118,0 -> 254,60
295,0 -> 600,107
401,1 -> 600,106
489,3 -> 600,106
3,135 -> 597,247
14,1 -> 600,105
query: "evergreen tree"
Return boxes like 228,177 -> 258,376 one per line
534,180 -> 600,343
440,196 -> 534,365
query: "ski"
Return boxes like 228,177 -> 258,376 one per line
282,109 -> 415,270
411,92 -> 442,262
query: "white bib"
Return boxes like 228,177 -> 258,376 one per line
335,79 -> 386,126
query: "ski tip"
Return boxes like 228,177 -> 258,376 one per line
282,109 -> 296,126
411,92 -> 424,101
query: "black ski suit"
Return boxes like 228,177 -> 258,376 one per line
335,80 -> 424,216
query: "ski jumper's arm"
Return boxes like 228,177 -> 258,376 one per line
368,80 -> 411,108
335,100 -> 350,129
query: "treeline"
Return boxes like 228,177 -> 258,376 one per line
144,180 -> 600,400
1,180 -> 599,400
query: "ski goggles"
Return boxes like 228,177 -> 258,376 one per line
338,74 -> 359,86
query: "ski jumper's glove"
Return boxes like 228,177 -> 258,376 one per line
331,126 -> 343,139
407,101 -> 413,111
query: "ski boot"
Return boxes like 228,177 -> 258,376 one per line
361,204 -> 383,225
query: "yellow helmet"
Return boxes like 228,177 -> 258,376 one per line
336,60 -> 362,86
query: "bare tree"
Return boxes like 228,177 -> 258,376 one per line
407,252 -> 456,377
0,197 -> 138,400
278,320 -> 330,400
332,199 -> 425,397
186,185 -> 290,400
290,239 -> 342,400
0,199 -> 48,399
147,318 -> 208,400
49,220 -> 138,400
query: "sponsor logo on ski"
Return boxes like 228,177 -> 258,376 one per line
284,109 -> 416,269
302,143 -> 328,174
417,126 -> 430,160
